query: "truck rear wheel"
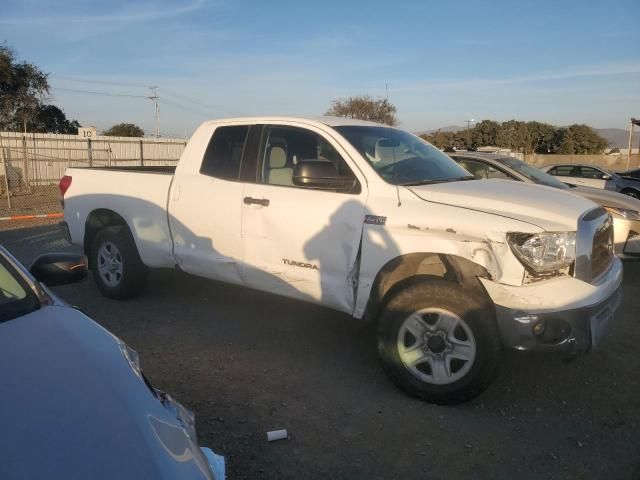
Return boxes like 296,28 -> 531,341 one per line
91,226 -> 148,299
377,279 -> 502,405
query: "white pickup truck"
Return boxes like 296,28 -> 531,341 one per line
61,116 -> 623,404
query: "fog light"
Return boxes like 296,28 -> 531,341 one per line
532,321 -> 546,337
514,314 -> 539,324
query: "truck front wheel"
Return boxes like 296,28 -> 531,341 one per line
377,279 -> 502,405
91,226 -> 148,299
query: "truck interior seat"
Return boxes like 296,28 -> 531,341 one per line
267,146 -> 293,186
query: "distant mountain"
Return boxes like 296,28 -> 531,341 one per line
419,125 -> 466,135
595,128 -> 639,149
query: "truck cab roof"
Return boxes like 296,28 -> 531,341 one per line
201,116 -> 386,128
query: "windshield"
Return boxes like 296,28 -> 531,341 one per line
334,126 -> 473,186
0,253 -> 40,323
498,157 -> 569,189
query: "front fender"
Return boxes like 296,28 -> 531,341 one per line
353,223 -> 511,319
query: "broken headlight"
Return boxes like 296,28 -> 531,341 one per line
507,231 -> 576,275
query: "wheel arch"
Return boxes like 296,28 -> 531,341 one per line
620,187 -> 640,196
362,253 -> 493,322
84,209 -> 133,268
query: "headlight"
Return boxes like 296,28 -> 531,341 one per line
507,231 -> 576,274
604,206 -> 640,221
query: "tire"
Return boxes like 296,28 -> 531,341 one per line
621,188 -> 640,199
377,279 -> 502,405
90,226 -> 148,299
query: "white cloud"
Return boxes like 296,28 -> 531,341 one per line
0,0 -> 206,25
394,61 -> 640,93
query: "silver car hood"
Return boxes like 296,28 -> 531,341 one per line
0,306 -> 214,480
570,185 -> 640,211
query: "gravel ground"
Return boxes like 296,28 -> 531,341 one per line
2,224 -> 639,480
0,185 -> 60,216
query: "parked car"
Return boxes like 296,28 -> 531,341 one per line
0,245 -> 225,480
450,152 -> 640,259
541,163 -> 640,198
61,116 -> 622,404
616,168 -> 640,180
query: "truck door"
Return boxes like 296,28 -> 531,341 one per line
241,124 -> 367,313
168,125 -> 252,285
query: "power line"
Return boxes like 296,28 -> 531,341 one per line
162,89 -> 237,116
53,76 -> 238,116
160,97 -> 213,118
50,75 -> 150,89
53,86 -> 148,98
52,84 -> 236,133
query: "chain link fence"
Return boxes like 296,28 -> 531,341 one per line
0,132 -> 186,220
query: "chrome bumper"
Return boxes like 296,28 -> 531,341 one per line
494,283 -> 622,354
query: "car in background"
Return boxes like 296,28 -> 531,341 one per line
616,168 -> 640,180
0,245 -> 225,480
540,163 -> 640,198
450,153 -> 640,259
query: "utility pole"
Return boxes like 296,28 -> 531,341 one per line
628,118 -> 639,170
465,119 -> 475,149
148,86 -> 159,138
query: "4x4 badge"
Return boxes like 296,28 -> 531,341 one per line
364,215 -> 387,226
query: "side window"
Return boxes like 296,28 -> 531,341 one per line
200,126 -> 249,180
486,166 -> 510,180
456,159 -> 488,179
261,126 -> 360,193
549,165 -> 572,176
580,167 -> 605,179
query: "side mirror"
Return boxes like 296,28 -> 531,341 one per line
29,252 -> 88,286
602,174 -> 611,180
293,160 -> 356,191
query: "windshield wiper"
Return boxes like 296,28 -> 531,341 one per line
399,176 -> 475,187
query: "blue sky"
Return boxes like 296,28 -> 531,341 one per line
2,0 -> 639,137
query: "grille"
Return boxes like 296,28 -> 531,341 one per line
591,216 -> 614,280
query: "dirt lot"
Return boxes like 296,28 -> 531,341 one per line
2,224 -> 639,480
0,185 -> 61,216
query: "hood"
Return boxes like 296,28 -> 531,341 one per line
407,179 -> 598,231
0,306 -> 213,480
571,185 -> 640,211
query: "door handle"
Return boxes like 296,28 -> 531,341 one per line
243,196 -> 270,207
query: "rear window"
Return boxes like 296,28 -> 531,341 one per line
200,126 -> 249,180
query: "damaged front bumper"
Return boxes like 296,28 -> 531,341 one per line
154,388 -> 226,480
480,257 -> 623,354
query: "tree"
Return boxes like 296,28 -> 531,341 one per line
552,124 -> 607,154
421,129 -> 465,149
471,120 -> 500,147
497,120 -> 530,152
0,45 -> 49,131
31,104 -> 81,134
103,123 -> 144,137
326,95 -> 398,126
525,121 -> 555,154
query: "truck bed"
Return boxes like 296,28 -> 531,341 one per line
72,166 -> 176,174
64,167 -> 176,268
